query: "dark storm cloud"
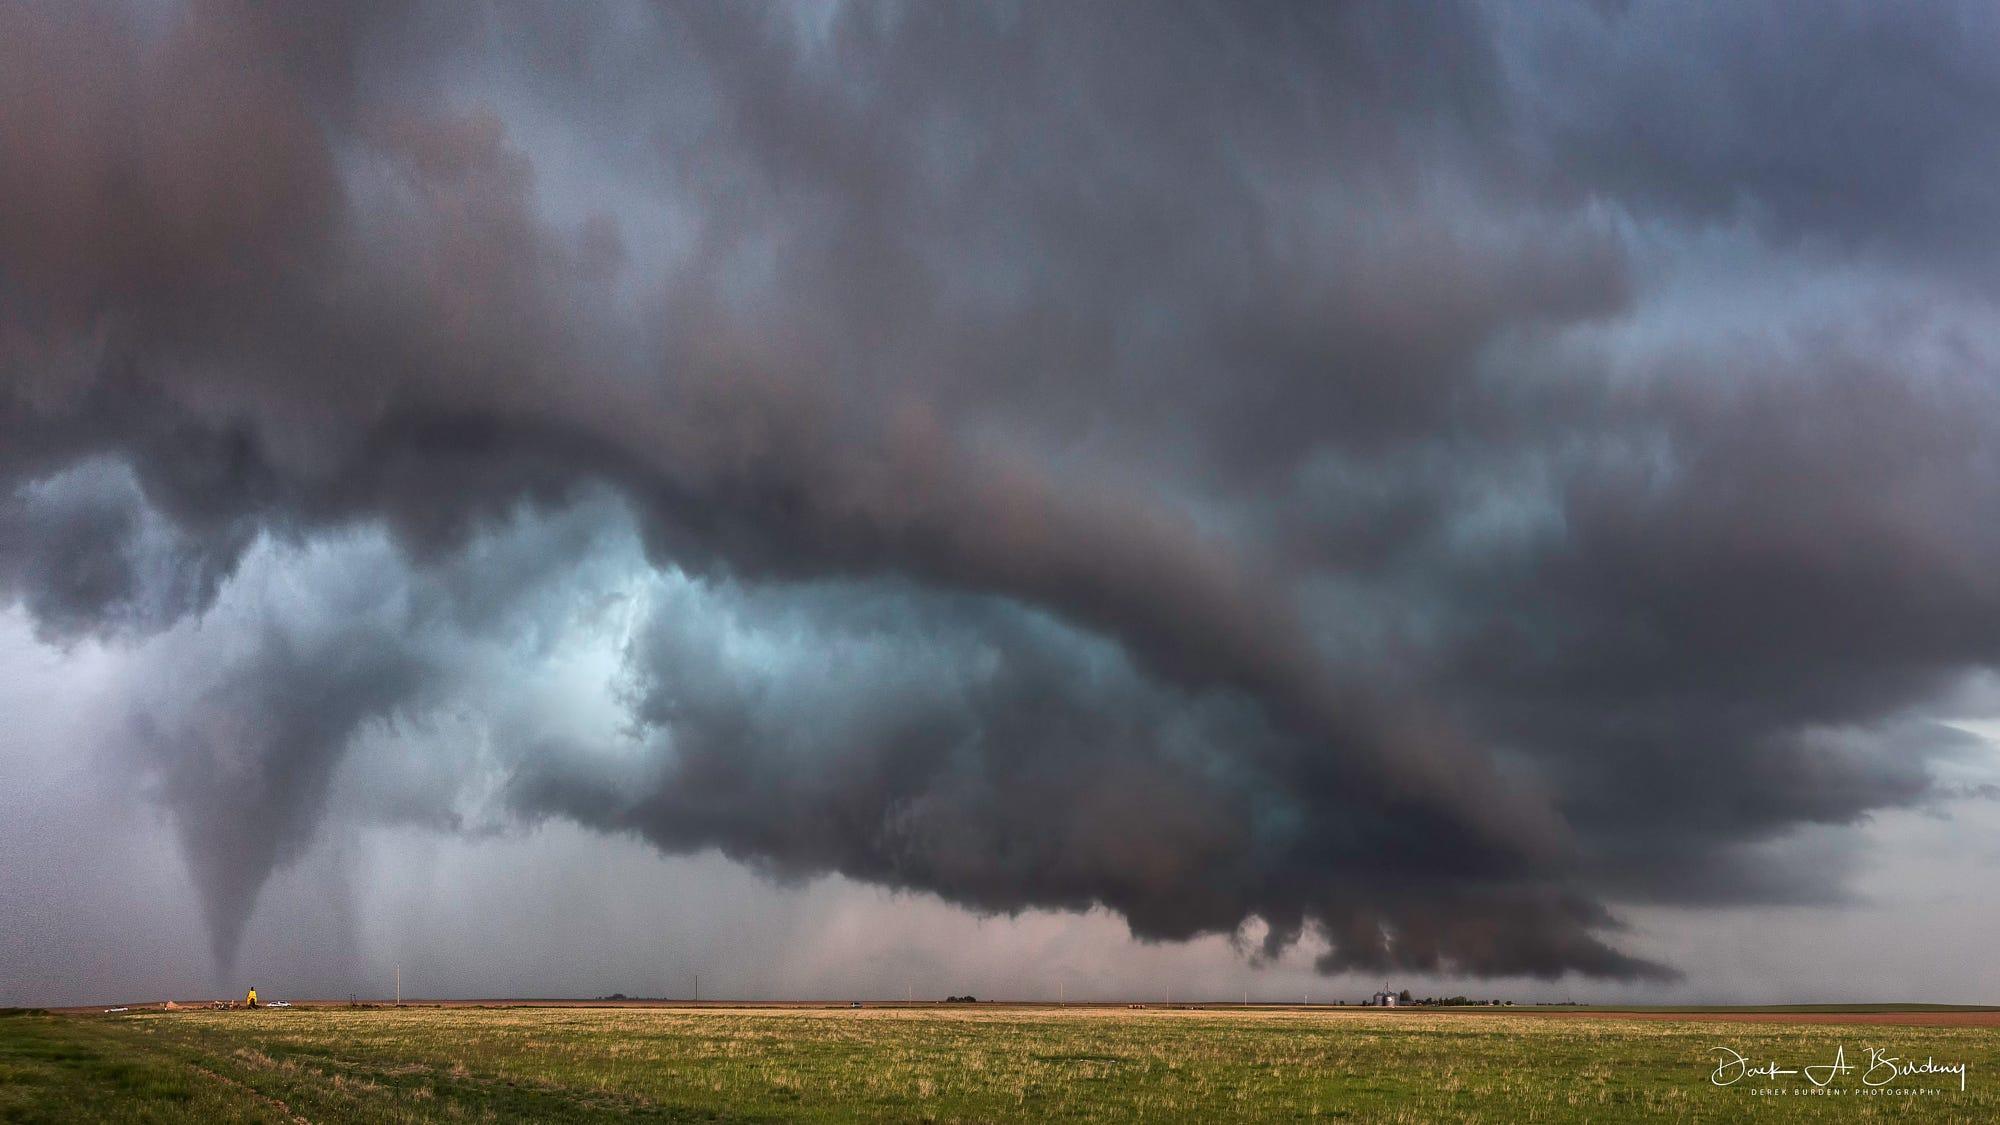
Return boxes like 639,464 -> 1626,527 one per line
509,579 -> 1662,979
4,0 -> 1999,981
1507,1 -> 2000,264
0,460 -> 251,641
1406,313 -> 2000,895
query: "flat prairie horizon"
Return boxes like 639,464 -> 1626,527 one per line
7,1003 -> 1996,1122
40,998 -> 2000,1024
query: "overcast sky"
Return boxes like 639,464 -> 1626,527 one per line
7,0 -> 2000,1007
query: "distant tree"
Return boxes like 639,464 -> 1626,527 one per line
1398,989 -> 1413,1004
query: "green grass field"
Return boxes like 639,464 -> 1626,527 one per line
3,1004 -> 1995,1122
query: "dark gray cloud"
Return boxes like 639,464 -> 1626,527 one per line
1506,1 -> 2000,266
509,577 -> 1660,979
0,460 -> 251,641
5,0 -> 2000,985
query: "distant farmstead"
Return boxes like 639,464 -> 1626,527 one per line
1371,989 -> 1398,1007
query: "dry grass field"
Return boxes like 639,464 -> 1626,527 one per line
4,1003 -> 1997,1122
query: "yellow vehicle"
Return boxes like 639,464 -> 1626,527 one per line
245,987 -> 257,1008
